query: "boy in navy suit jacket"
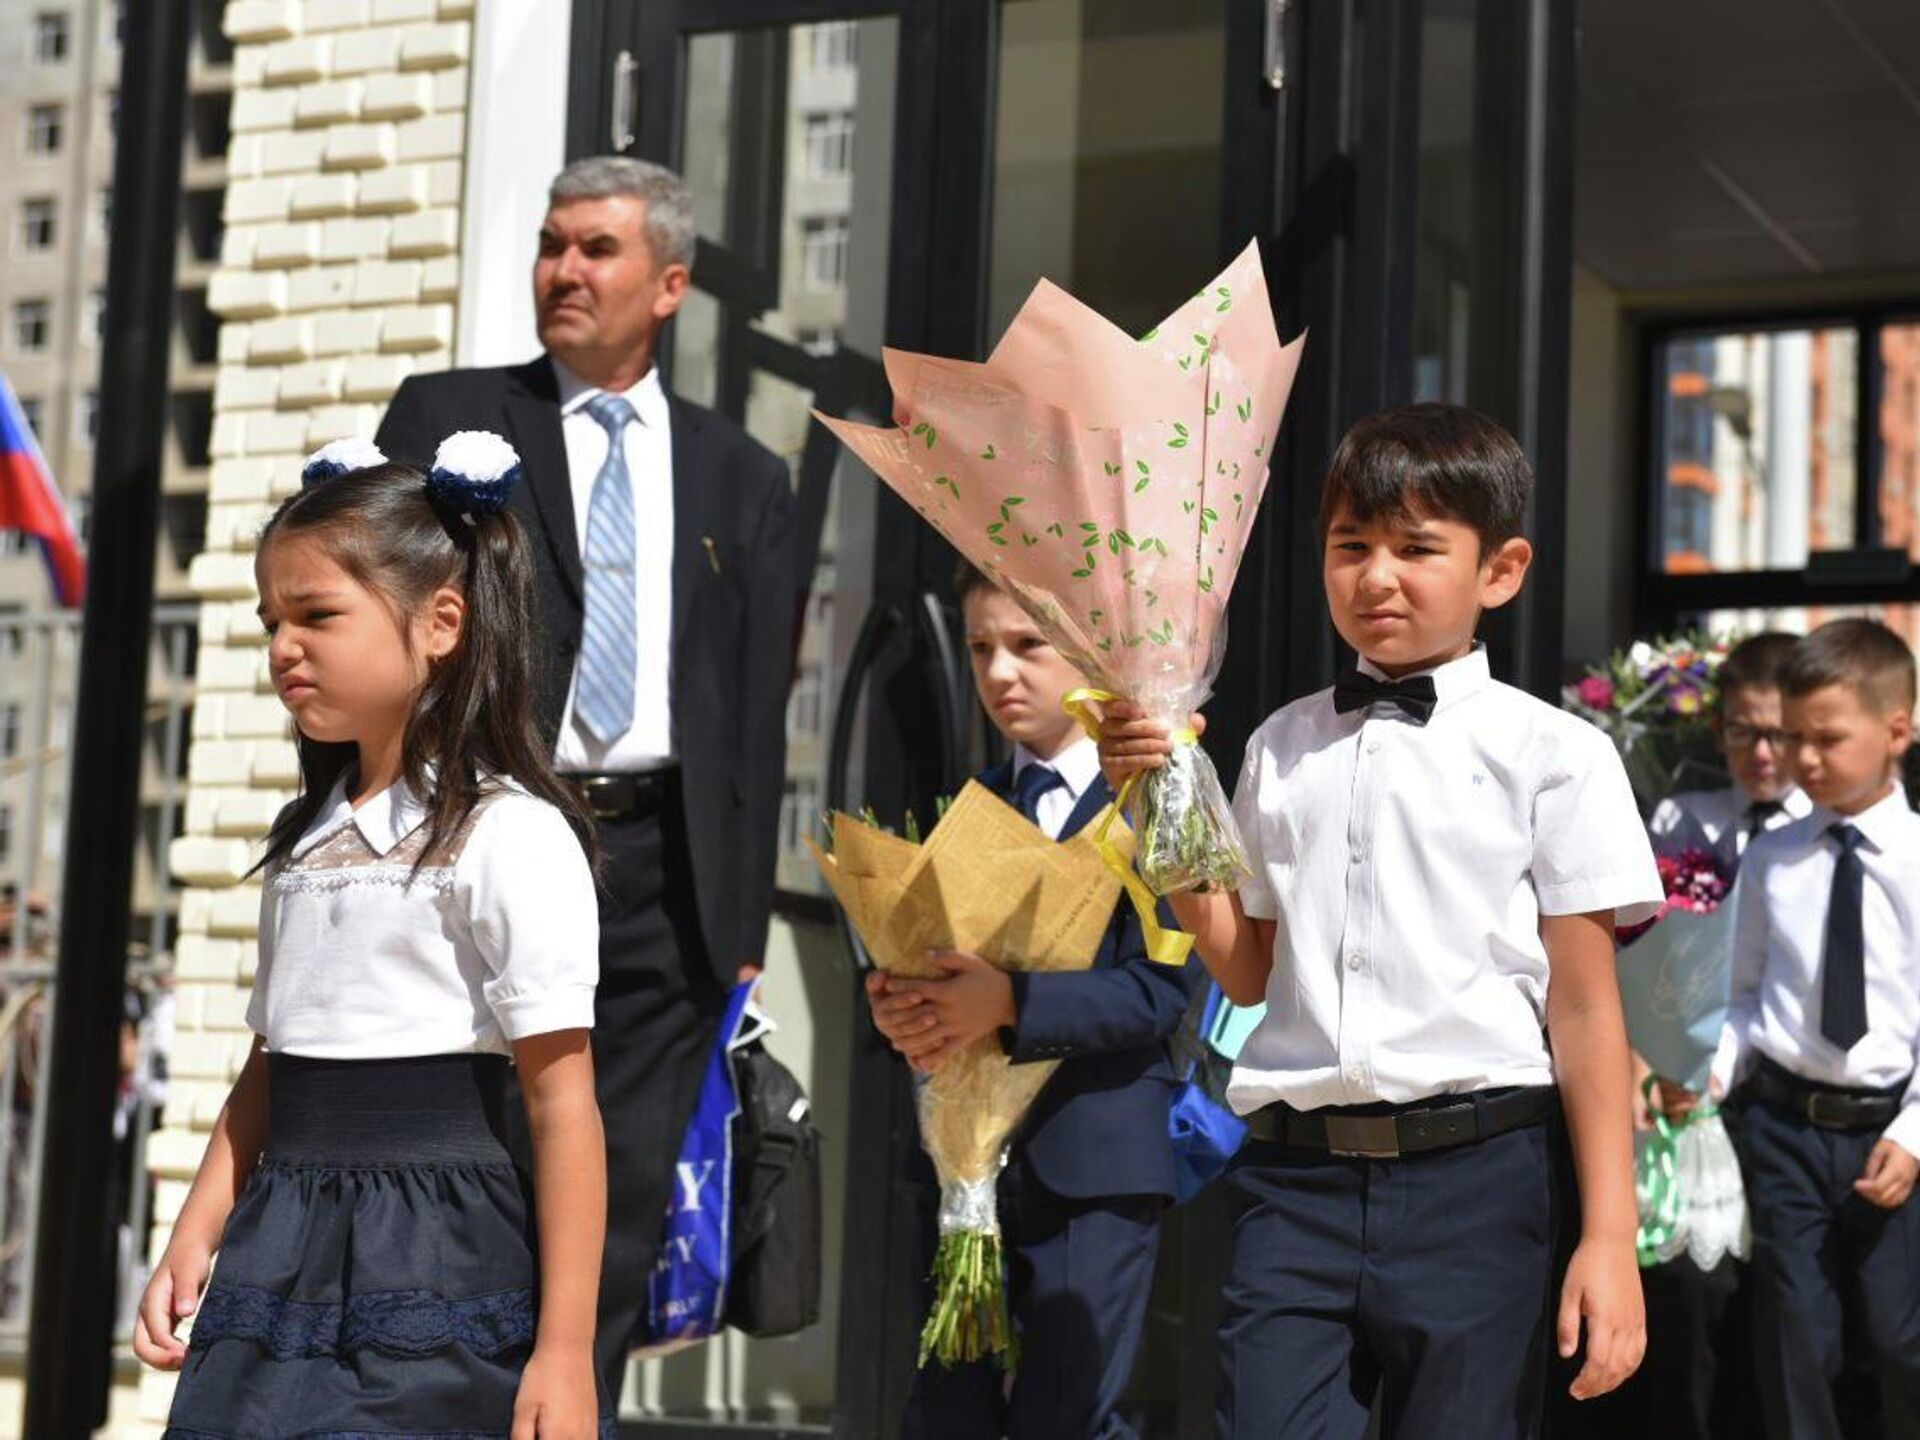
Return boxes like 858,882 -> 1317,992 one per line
866,564 -> 1199,1440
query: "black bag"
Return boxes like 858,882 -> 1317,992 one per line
721,1040 -> 822,1338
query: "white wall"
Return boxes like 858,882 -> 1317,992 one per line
456,0 -> 569,366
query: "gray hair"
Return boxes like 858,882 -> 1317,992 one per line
549,156 -> 696,270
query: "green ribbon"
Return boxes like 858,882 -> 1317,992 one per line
1635,1074 -> 1719,1268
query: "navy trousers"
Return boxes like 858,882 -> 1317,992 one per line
1217,1118 -> 1566,1440
1734,1098 -> 1920,1440
903,1161 -> 1164,1440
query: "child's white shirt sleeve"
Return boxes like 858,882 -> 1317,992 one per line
245,863 -> 277,1039
1530,721 -> 1664,926
1231,730 -> 1279,921
455,795 -> 600,1041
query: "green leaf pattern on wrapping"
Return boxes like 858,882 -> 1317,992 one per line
893,251 -> 1280,671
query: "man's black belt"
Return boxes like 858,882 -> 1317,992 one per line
1748,1057 -> 1906,1132
1244,1085 -> 1558,1159
569,768 -> 677,821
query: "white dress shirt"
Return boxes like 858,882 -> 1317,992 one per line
1649,784 -> 1811,868
1226,646 -> 1665,1115
248,776 -> 600,1059
550,357 -> 676,771
1011,736 -> 1102,841
1711,785 -> 1920,1154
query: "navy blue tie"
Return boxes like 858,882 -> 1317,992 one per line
1820,823 -> 1869,1052
1010,763 -> 1065,827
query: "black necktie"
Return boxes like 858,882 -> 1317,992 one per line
1820,823 -> 1869,1052
1010,763 -> 1066,827
1740,798 -> 1786,854
1332,669 -> 1438,724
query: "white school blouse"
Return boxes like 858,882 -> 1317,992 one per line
1227,646 -> 1664,1115
1711,787 -> 1920,1155
248,776 -> 600,1059
1648,784 -> 1811,868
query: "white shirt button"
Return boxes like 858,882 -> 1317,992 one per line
1366,738 -> 1382,755
1347,952 -> 1363,971
1347,1064 -> 1365,1083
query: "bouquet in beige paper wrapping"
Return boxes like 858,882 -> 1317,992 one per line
809,781 -> 1128,1368
815,243 -> 1303,901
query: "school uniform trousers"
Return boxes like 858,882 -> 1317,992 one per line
902,762 -> 1199,1440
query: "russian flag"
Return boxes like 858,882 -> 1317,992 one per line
0,372 -> 85,607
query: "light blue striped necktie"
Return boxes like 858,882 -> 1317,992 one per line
575,392 -> 639,744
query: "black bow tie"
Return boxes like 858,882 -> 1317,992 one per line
1333,669 -> 1438,724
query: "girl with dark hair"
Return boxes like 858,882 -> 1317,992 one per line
134,434 -> 611,1440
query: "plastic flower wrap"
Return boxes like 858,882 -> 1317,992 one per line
1562,631 -> 1732,811
816,243 -> 1304,898
809,783 -> 1126,1367
1616,849 -> 1750,1270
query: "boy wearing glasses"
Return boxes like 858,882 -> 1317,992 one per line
1651,631 -> 1810,866
1595,632 -> 1808,1439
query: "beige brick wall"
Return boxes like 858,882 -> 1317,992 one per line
135,1 -> 473,1431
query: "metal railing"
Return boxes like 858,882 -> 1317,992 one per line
0,603 -> 196,1348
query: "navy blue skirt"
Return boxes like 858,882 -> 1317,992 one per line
163,1053 -> 614,1440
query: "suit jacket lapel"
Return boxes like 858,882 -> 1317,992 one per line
504,358 -> 582,603
979,758 -> 1015,802
668,396 -> 713,663
1059,775 -> 1115,841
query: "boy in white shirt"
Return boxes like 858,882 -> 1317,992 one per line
1714,618 -> 1920,1438
1100,404 -> 1663,1438
1649,630 -> 1811,868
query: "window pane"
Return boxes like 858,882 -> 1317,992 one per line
26,103 -> 63,155
12,299 -> 51,352
988,0 -> 1225,340
32,11 -> 69,64
1879,321 -> 1920,561
20,197 -> 56,250
1693,604 -> 1920,656
1655,326 -> 1858,573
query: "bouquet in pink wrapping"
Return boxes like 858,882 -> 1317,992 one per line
816,242 -> 1304,897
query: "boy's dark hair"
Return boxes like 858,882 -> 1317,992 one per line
1318,404 -> 1533,553
1715,631 -> 1799,708
953,558 -> 997,608
1782,618 -> 1918,717
254,462 -> 596,873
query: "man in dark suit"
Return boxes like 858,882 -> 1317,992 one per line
375,156 -> 794,1398
868,567 -> 1198,1439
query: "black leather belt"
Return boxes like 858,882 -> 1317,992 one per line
569,768 -> 677,821
1748,1057 -> 1906,1132
1244,1085 -> 1558,1159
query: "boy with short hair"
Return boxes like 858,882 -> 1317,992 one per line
1713,617 -> 1920,1438
867,563 -> 1198,1440
1597,630 -> 1808,1440
1650,630 -> 1810,866
1100,404 -> 1663,1437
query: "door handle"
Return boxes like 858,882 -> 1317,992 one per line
610,49 -> 638,151
914,590 -> 969,796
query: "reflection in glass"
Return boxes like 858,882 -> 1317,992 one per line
1656,327 -> 1857,574
1414,0 -> 1475,404
990,0 -> 1225,341
1880,322 -> 1920,562
638,15 -> 899,1429
1696,604 -> 1920,661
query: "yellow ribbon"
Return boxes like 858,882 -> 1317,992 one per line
1061,688 -> 1195,967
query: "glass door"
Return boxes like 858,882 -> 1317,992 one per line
571,3 -> 969,1435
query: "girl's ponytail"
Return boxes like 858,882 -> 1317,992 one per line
256,434 -> 595,873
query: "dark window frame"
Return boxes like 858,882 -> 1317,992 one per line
1636,299 -> 1920,632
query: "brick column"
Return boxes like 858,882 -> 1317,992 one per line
136,1 -> 473,1430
